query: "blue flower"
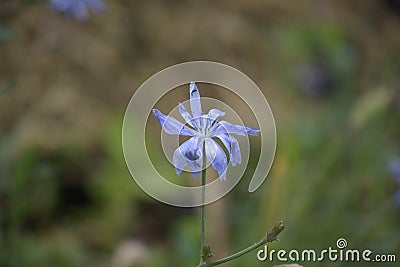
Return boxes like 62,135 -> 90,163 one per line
49,0 -> 106,22
153,82 -> 259,181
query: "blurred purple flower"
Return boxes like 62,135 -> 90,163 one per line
298,62 -> 334,98
388,157 -> 400,183
152,82 -> 259,180
49,0 -> 106,22
388,157 -> 400,205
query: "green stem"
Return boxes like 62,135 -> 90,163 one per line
200,145 -> 207,265
204,221 -> 284,267
204,238 -> 267,267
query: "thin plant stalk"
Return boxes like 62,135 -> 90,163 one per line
200,144 -> 207,265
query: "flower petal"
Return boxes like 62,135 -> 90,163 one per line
50,0 -> 70,11
85,0 -> 106,14
73,2 -> 89,21
212,121 -> 259,136
205,139 -> 228,181
153,109 -> 195,136
178,103 -> 194,128
187,159 -> 202,179
228,136 -> 242,166
214,133 -> 242,166
50,0 -> 106,22
189,82 -> 202,118
173,148 -> 187,176
207,108 -> 225,122
173,136 -> 203,179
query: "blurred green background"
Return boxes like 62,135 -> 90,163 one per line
1,0 -> 400,266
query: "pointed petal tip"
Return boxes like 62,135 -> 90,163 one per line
152,109 -> 164,118
175,167 -> 183,176
189,82 -> 199,93
219,173 -> 227,181
192,172 -> 200,179
230,159 -> 242,167
152,109 -> 162,121
246,127 -> 260,136
152,109 -> 195,136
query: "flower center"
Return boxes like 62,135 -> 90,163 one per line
197,115 -> 214,137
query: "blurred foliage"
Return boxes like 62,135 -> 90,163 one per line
0,26 -> 15,46
1,0 -> 400,267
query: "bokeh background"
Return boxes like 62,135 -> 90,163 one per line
1,0 -> 400,266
